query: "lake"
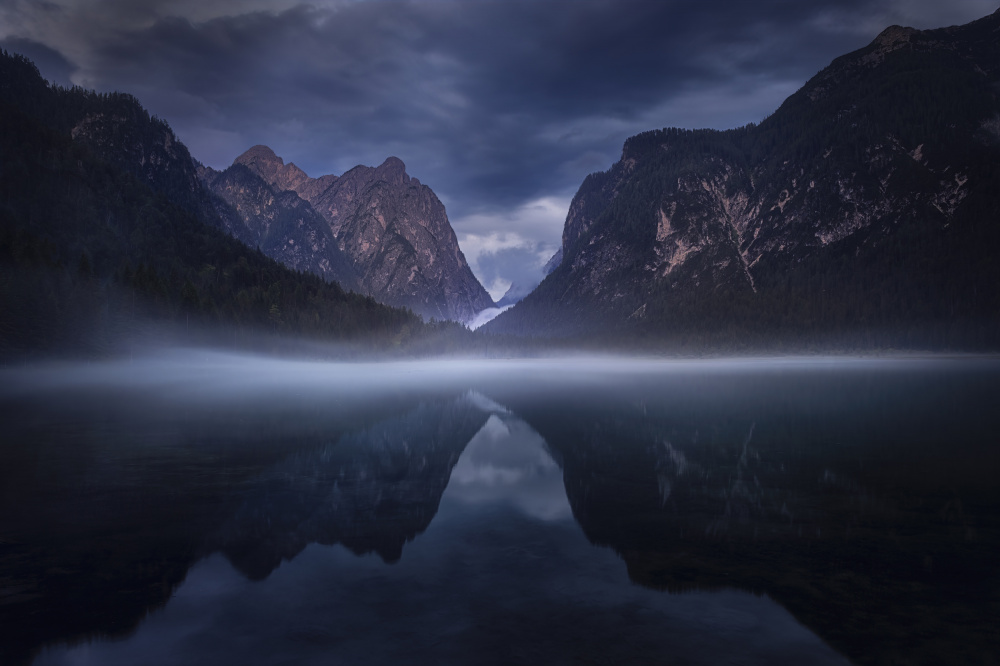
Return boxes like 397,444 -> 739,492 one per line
1,353 -> 998,665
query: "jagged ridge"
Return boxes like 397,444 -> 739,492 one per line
202,146 -> 495,322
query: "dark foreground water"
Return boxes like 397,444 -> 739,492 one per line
1,354 -> 998,665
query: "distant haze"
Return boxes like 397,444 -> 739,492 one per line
1,0 -> 994,293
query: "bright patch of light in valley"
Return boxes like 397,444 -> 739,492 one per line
454,195 -> 569,300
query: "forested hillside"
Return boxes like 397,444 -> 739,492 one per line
0,51 -> 470,358
487,11 -> 1000,351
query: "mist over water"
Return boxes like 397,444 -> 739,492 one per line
2,351 -> 998,665
3,347 -> 980,400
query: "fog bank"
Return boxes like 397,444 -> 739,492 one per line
3,348 -> 995,405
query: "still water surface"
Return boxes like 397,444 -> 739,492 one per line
1,354 -> 998,665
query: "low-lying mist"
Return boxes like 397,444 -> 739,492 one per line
3,347 -> 991,406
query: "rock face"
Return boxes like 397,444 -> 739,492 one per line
197,162 -> 358,288
201,146 -> 494,321
487,10 -> 1000,348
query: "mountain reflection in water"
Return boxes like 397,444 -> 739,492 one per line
1,354 -> 997,665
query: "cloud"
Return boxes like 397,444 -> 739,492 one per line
1,0 -> 993,294
455,195 -> 570,241
455,195 -> 567,298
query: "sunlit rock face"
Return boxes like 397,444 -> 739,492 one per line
201,146 -> 495,322
488,11 -> 1000,343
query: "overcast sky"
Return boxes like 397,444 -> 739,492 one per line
1,0 -> 995,298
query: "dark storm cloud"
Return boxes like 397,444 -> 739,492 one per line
59,0 -> 894,214
2,0 -> 994,289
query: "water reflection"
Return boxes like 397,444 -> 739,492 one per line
213,396 -> 487,576
1,355 -> 998,665
446,409 -> 572,522
490,364 -> 1000,665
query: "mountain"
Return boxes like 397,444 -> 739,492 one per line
200,146 -> 495,322
0,50 -> 446,358
496,282 -> 534,309
17,66 -> 219,227
495,248 -> 563,308
196,161 -> 359,289
486,10 -> 1000,350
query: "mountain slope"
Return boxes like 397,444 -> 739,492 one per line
196,162 -> 359,289
495,248 -> 563,308
202,146 -> 495,322
487,10 -> 1000,349
0,50 -> 437,357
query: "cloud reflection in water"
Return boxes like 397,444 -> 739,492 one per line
446,412 -> 572,522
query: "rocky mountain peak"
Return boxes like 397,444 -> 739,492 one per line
234,144 -> 282,174
201,147 -> 494,322
234,144 -> 310,193
375,156 -> 409,185
872,24 -> 918,49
